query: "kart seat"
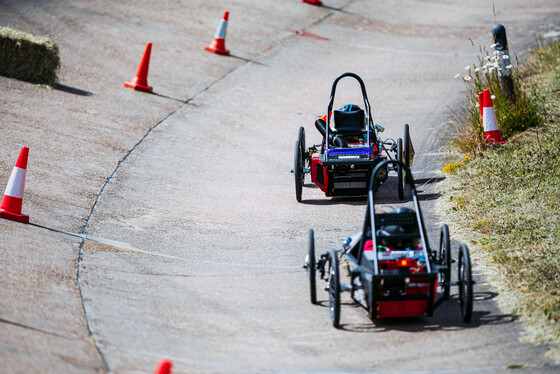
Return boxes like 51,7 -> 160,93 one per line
374,208 -> 420,250
333,107 -> 365,136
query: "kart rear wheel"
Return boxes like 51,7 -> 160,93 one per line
307,229 -> 317,305
294,140 -> 303,202
458,244 -> 473,323
397,138 -> 404,200
328,250 -> 341,328
439,224 -> 451,299
403,124 -> 410,184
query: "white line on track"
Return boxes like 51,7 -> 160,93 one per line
31,224 -> 301,270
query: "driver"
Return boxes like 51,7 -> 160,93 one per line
314,113 -> 348,148
314,104 -> 364,148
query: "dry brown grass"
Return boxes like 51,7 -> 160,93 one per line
0,27 -> 60,85
438,40 -> 560,359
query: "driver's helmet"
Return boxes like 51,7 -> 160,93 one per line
338,104 -> 362,112
376,207 -> 419,249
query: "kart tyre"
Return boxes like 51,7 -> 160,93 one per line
458,244 -> 473,323
439,224 -> 452,300
328,250 -> 341,328
294,140 -> 303,202
397,138 -> 404,200
297,126 -> 306,177
307,229 -> 317,305
403,124 -> 410,184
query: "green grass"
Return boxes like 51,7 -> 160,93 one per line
439,40 -> 560,358
0,27 -> 59,85
444,43 -> 543,155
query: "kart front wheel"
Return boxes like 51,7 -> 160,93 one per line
458,244 -> 473,323
397,138 -> 404,200
439,224 -> 451,299
294,127 -> 306,202
294,140 -> 303,202
297,126 -> 306,169
328,250 -> 341,328
307,229 -> 317,305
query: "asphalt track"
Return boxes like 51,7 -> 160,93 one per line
1,0 -> 560,373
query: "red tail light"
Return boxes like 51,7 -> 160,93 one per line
397,258 -> 412,267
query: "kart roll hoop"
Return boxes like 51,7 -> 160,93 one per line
363,159 -> 432,275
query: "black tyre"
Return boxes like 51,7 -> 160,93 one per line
328,250 -> 341,328
397,138 -> 404,200
294,127 -> 306,202
439,224 -> 451,299
307,229 -> 317,305
403,124 -> 410,184
298,126 -> 306,170
458,244 -> 473,323
294,140 -> 303,202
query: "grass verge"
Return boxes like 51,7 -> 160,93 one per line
438,40 -> 560,359
0,26 -> 59,85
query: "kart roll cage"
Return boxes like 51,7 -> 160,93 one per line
359,159 -> 432,274
324,72 -> 376,151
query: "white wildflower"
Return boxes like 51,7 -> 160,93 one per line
502,54 -> 510,60
463,74 -> 472,81
465,66 -> 471,70
491,95 -> 496,100
490,43 -> 497,48
454,73 -> 461,79
506,64 -> 513,69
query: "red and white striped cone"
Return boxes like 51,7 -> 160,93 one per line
482,89 -> 506,144
205,11 -> 230,55
0,146 -> 30,223
478,91 -> 484,127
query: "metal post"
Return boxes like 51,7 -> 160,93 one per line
492,24 -> 515,102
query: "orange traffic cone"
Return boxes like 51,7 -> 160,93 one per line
302,0 -> 323,5
482,89 -> 506,144
153,359 -> 172,374
124,42 -> 153,93
0,146 -> 30,223
205,11 -> 230,55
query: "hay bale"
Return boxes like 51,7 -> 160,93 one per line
0,27 -> 60,85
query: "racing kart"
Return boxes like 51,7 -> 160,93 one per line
292,72 -> 413,202
305,159 -> 474,327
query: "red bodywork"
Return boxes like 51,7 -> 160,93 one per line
310,157 -> 329,194
364,240 -> 437,318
